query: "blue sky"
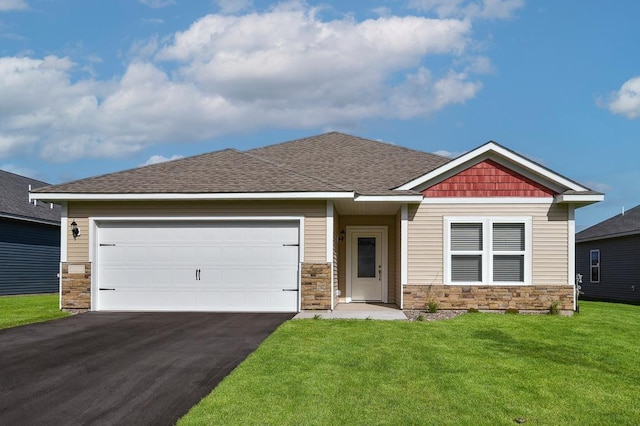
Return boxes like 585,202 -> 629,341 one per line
1,0 -> 639,230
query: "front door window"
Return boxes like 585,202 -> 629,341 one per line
357,237 -> 376,278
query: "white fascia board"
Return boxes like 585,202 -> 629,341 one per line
555,194 -> 604,204
422,197 -> 554,204
29,191 -> 355,202
354,194 -> 423,202
397,142 -> 588,192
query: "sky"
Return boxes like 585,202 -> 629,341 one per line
1,0 -> 639,231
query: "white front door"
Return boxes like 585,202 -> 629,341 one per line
347,227 -> 387,302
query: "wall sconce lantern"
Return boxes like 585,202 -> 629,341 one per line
338,229 -> 345,242
71,221 -> 80,240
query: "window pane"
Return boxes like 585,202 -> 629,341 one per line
493,255 -> 524,282
591,266 -> 599,283
451,223 -> 482,251
452,255 -> 482,281
357,237 -> 376,278
590,250 -> 599,266
493,223 -> 524,251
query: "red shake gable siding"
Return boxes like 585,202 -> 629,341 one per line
423,159 -> 556,197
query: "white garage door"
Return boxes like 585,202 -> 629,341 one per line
95,221 -> 300,312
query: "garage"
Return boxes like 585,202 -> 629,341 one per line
95,220 -> 300,312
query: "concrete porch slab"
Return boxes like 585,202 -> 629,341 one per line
293,303 -> 407,320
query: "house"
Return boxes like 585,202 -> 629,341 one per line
575,205 -> 640,304
1,170 -> 61,295
29,132 -> 603,313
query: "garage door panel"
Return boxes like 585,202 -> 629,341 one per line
96,220 -> 300,312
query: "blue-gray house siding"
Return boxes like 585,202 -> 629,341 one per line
0,217 -> 60,295
576,235 -> 640,304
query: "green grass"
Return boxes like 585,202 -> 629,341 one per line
180,302 -> 640,425
0,294 -> 70,330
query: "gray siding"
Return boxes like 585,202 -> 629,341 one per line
576,235 -> 640,304
0,218 -> 60,295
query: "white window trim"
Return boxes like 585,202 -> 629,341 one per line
444,216 -> 532,286
590,249 -> 600,283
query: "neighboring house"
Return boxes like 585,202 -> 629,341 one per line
30,132 -> 602,313
1,170 -> 61,295
575,205 -> 640,304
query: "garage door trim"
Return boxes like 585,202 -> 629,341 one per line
89,216 -> 305,312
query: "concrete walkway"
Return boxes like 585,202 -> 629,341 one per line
294,303 -> 407,320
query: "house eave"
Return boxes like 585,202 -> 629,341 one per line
0,212 -> 61,226
29,191 -> 356,202
554,193 -> 604,206
354,194 -> 423,203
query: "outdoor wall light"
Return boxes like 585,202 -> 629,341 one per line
71,221 -> 80,240
338,229 -> 345,242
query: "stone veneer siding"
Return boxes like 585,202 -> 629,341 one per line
61,262 -> 92,309
301,263 -> 332,310
403,285 -> 574,311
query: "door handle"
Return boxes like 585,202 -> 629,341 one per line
378,265 -> 382,281
195,269 -> 201,281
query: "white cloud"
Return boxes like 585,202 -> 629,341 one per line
409,0 -> 524,19
434,149 -> 466,158
0,3 -> 500,161
0,0 -> 28,12
138,0 -> 174,8
607,76 -> 640,119
141,154 -> 184,166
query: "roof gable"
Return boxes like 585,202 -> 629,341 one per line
422,159 -> 557,197
398,141 -> 592,194
576,205 -> 640,242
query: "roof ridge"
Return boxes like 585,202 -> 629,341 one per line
239,149 -> 352,192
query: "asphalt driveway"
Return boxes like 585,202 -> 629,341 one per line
0,312 -> 293,425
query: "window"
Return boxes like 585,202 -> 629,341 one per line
446,218 -> 531,285
590,249 -> 600,283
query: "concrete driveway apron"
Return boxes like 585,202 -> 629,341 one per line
0,312 -> 293,425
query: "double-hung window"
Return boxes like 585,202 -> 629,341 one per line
590,249 -> 600,283
446,217 -> 531,285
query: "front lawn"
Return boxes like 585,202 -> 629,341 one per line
180,302 -> 640,425
0,294 -> 69,330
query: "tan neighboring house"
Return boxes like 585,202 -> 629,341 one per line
30,132 -> 603,313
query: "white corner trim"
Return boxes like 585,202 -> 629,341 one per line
400,204 -> 408,310
29,191 -> 355,202
397,142 -> 588,192
568,206 -> 576,311
401,204 -> 408,286
326,200 -> 333,263
60,203 -> 68,263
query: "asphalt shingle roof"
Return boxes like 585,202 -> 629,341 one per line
576,204 -> 640,242
0,170 -> 61,224
33,132 -> 451,196
247,132 -> 450,195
